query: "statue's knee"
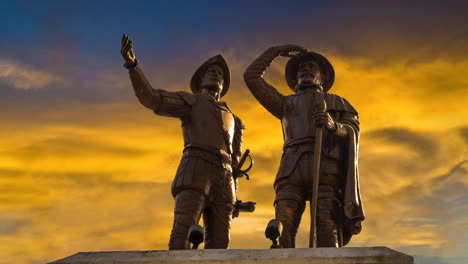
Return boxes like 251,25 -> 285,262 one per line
275,200 -> 301,225
170,214 -> 197,249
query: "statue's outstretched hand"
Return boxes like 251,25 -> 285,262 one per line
121,34 -> 137,66
273,44 -> 308,57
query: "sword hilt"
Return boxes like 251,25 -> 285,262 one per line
235,149 -> 253,180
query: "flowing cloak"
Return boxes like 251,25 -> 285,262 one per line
323,93 -> 365,246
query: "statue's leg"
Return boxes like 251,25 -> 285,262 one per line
275,155 -> 308,248
169,189 -> 205,250
203,164 -> 235,249
316,157 -> 341,247
275,198 -> 306,248
316,184 -> 340,247
203,202 -> 234,249
274,155 -> 308,248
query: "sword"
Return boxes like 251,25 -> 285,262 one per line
232,149 -> 256,218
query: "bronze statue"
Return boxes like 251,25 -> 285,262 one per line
244,45 -> 365,248
121,34 -> 247,249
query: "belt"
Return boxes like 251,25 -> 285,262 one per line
283,137 -> 316,151
183,143 -> 232,165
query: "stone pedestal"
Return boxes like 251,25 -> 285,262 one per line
48,247 -> 413,264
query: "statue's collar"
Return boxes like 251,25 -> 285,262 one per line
201,93 -> 218,102
296,89 -> 323,95
201,93 -> 228,109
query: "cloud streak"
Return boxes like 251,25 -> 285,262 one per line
0,59 -> 68,90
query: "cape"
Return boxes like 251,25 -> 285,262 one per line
324,93 -> 365,246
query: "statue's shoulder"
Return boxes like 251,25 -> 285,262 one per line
325,93 -> 358,116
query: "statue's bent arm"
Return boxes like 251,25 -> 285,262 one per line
232,116 -> 245,169
337,112 -> 360,137
128,66 -> 192,118
243,48 -> 284,119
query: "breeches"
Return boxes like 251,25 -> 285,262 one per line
169,156 -> 235,250
274,152 -> 342,248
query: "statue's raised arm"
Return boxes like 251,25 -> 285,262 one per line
121,34 -> 192,119
243,45 -> 308,119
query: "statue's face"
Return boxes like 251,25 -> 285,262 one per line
200,64 -> 224,94
297,60 -> 322,87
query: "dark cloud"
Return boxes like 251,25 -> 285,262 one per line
240,183 -> 275,207
399,247 -> 468,264
459,126 -> 468,145
1,137 -> 149,161
87,218 -> 155,238
406,161 -> 467,212
413,254 -> 449,264
0,216 -> 29,235
0,166 -> 170,194
365,127 -> 438,155
366,158 -> 467,221
0,168 -> 23,178
248,152 -> 281,173
229,232 -> 271,249
359,127 -> 450,184
369,161 -> 467,250
379,160 -> 467,202
0,183 -> 43,195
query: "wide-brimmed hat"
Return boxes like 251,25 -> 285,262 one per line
190,55 -> 230,97
285,51 -> 335,92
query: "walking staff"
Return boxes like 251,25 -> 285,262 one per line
310,99 -> 326,248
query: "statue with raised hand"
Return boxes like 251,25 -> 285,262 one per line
121,34 -> 248,249
244,45 -> 365,248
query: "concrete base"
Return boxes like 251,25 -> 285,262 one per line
48,247 -> 413,264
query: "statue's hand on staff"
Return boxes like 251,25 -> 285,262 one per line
314,111 -> 337,132
272,44 -> 308,57
121,34 -> 137,66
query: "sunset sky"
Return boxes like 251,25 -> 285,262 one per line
0,1 -> 467,264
